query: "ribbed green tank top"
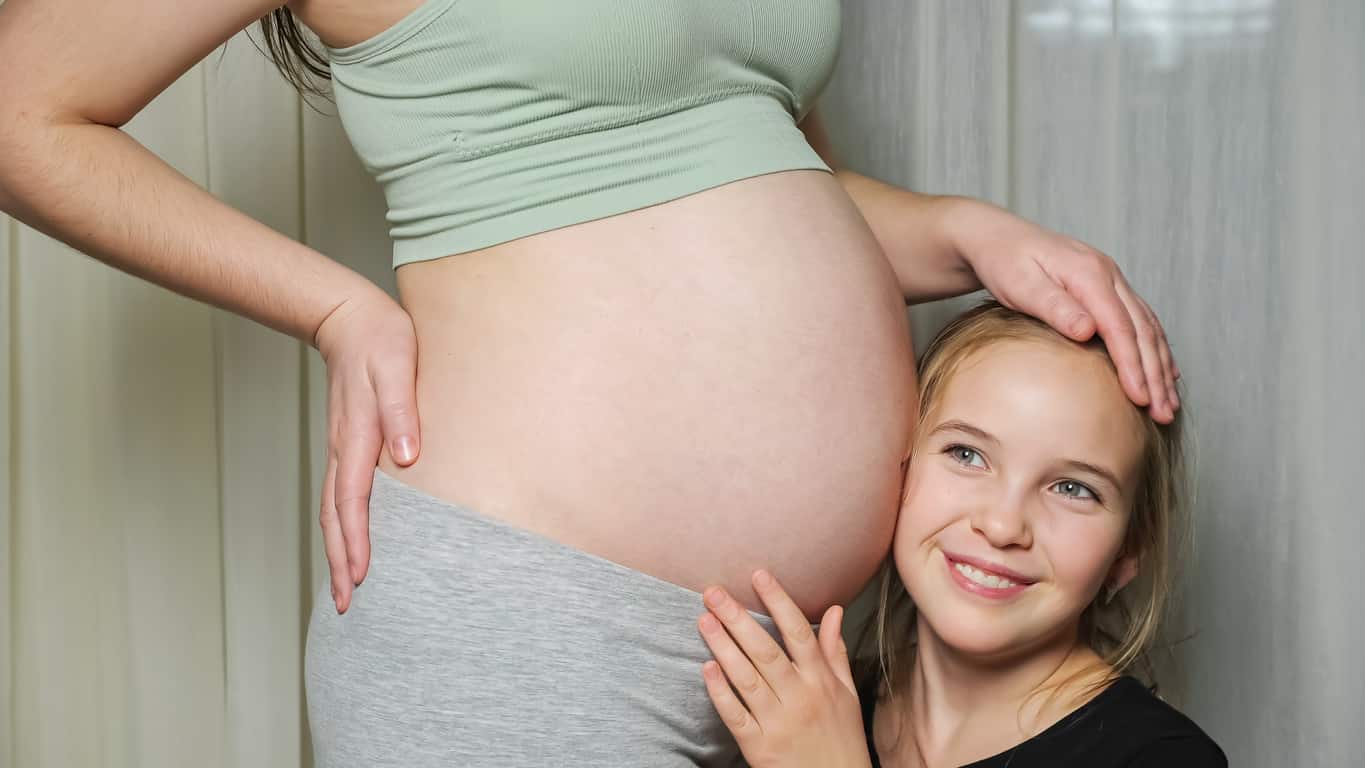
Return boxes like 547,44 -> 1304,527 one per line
323,0 -> 842,268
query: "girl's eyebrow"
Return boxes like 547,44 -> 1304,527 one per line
930,420 -> 999,444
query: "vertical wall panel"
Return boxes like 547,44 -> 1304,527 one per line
917,0 -> 1013,206
1116,0 -> 1288,750
204,31 -> 307,768
1,214 -> 12,768
12,69 -> 225,768
1282,3 -> 1365,765
1013,0 -> 1118,251
907,0 -> 1013,344
822,1 -> 925,190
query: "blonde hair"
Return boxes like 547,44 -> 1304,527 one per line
860,299 -> 1188,703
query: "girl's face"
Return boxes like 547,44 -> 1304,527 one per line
894,339 -> 1147,661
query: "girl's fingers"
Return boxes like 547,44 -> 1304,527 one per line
702,660 -> 763,744
750,570 -> 825,673
818,605 -> 857,695
698,612 -> 779,717
703,586 -> 801,695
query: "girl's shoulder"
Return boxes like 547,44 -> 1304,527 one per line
1004,676 -> 1227,768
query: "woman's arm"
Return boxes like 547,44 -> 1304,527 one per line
799,107 -> 1180,423
0,0 -> 419,613
0,0 -> 369,346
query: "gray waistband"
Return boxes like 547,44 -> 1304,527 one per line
305,467 -> 772,767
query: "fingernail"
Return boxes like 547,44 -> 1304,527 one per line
704,587 -> 726,606
699,613 -> 720,632
753,569 -> 773,588
351,563 -> 364,585
393,436 -> 417,463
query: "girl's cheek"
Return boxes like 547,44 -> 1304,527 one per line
894,468 -> 957,554
1045,516 -> 1127,592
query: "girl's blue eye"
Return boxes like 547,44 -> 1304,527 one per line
1053,480 -> 1098,501
947,445 -> 986,468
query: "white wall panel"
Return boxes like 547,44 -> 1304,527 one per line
12,67 -> 225,767
204,30 -> 308,768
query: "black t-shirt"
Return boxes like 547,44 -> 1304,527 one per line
859,676 -> 1227,767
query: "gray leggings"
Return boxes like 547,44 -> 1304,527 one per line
305,468 -> 765,767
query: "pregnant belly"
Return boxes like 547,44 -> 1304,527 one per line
384,170 -> 917,619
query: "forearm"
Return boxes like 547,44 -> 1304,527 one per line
0,116 -> 383,347
833,169 -> 982,304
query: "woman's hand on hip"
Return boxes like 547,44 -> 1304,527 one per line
313,287 -> 421,613
945,197 -> 1181,423
698,570 -> 873,768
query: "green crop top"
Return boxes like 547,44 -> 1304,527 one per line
322,0 -> 842,268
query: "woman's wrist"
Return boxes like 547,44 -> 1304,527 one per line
932,194 -> 995,289
311,280 -> 405,356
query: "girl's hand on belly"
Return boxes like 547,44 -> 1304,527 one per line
697,570 -> 873,768
312,286 -> 422,614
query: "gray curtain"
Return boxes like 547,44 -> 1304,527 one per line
824,2 -> 1364,765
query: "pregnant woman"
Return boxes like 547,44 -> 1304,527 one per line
0,0 -> 1178,765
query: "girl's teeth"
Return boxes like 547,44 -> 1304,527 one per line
954,562 -> 1020,589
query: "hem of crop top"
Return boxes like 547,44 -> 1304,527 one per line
388,111 -> 832,267
323,0 -> 460,64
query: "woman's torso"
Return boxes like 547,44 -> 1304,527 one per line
296,0 -> 916,618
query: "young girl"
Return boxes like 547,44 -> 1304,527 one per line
695,301 -> 1224,767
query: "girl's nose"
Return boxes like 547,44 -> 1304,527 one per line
968,490 -> 1033,550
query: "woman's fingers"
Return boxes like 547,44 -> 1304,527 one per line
1008,258 -> 1097,342
702,660 -> 764,744
333,393 -> 380,586
373,361 -> 421,467
319,454 -> 352,613
1143,295 -> 1181,410
750,570 -> 825,673
368,319 -> 422,468
817,605 -> 857,696
1114,284 -> 1175,422
698,611 -> 779,717
1061,269 -> 1151,408
312,292 -> 419,605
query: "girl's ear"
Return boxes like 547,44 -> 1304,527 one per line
1108,552 -> 1140,594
